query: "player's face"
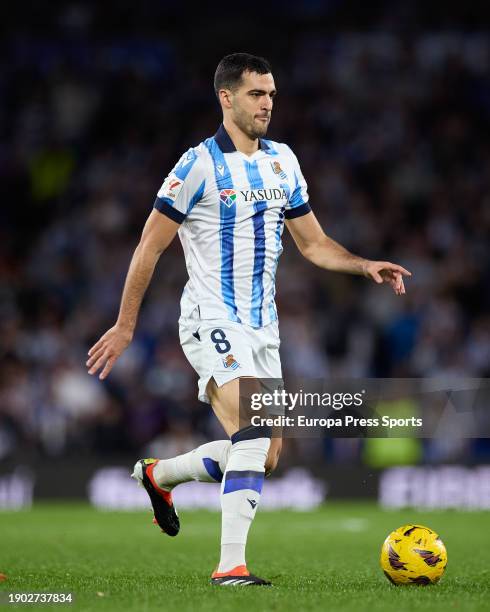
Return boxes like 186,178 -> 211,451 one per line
230,71 -> 276,139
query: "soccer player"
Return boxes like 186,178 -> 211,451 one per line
86,53 -> 410,586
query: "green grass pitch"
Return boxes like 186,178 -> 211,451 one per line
1,502 -> 489,611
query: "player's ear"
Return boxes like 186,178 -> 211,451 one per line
219,88 -> 233,110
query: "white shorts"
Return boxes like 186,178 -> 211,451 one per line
179,309 -> 283,405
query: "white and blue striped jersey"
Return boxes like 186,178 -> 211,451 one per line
154,124 -> 311,329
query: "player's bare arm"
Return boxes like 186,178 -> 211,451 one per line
286,211 -> 411,296
86,210 -> 180,379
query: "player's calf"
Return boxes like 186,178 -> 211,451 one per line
217,424 -> 271,576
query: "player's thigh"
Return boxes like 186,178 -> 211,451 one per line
206,377 -> 239,437
206,376 -> 263,437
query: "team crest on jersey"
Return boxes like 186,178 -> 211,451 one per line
222,354 -> 240,370
219,189 -> 237,208
271,161 -> 287,179
159,173 -> 183,200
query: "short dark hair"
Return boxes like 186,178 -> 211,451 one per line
214,53 -> 272,98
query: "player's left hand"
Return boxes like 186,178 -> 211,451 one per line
362,261 -> 411,295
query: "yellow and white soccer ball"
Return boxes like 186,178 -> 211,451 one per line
380,524 -> 447,585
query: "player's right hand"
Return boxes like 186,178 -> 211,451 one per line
86,325 -> 133,380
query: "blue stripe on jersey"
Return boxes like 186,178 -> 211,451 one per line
205,138 -> 240,323
267,214 -> 282,323
245,160 -> 268,328
260,139 -> 279,156
187,179 -> 205,215
289,171 -> 305,208
268,292 -> 277,323
174,149 -> 199,181
267,180 -> 289,322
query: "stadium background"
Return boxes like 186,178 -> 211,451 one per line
1,0 -> 490,509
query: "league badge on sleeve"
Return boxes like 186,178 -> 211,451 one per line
158,173 -> 184,201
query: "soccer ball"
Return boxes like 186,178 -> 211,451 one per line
380,524 -> 447,585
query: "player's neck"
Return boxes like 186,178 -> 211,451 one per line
222,120 -> 259,156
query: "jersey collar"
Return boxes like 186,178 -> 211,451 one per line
214,124 -> 270,154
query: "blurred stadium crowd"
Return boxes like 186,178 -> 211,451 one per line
1,3 -> 489,464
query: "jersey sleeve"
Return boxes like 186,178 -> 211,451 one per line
154,148 -> 206,224
284,147 -> 311,220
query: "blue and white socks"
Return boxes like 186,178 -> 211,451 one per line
151,426 -> 271,574
218,426 -> 271,573
152,440 -> 231,490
